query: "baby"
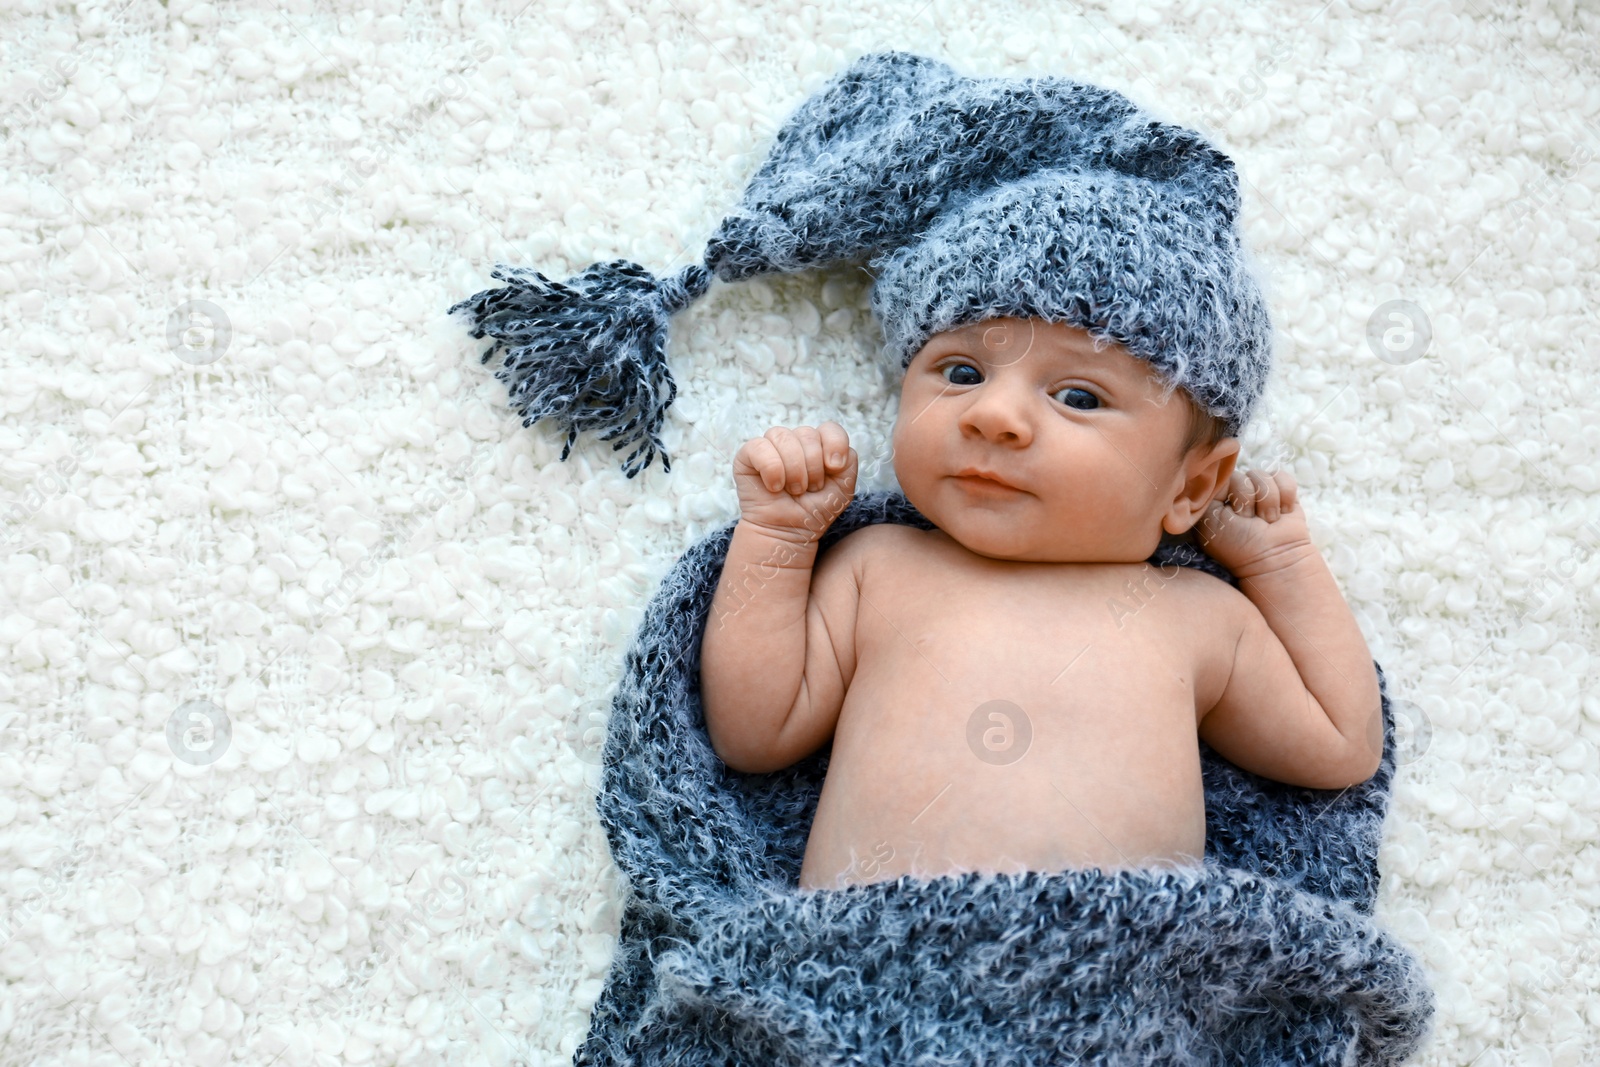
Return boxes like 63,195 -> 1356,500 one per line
699,315 -> 1383,892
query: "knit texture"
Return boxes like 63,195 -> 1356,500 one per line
449,50 -> 1274,479
572,494 -> 1436,1066
708,51 -> 1274,437
448,260 -> 712,477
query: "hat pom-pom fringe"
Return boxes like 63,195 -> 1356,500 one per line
448,259 -> 712,478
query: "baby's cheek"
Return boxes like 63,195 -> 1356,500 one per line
890,425 -> 933,480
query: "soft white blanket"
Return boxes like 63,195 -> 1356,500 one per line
1,0 -> 1595,1064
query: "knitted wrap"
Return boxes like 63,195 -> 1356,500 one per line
572,494 -> 1435,1066
449,50 -> 1274,478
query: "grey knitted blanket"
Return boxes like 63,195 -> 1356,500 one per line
573,492 -> 1435,1066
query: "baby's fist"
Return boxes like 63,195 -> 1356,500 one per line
1195,467 -> 1313,576
733,421 -> 857,544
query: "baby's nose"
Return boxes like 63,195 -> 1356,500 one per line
959,387 -> 1033,444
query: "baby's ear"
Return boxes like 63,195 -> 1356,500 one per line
1209,440 -> 1240,494
1163,437 -> 1240,535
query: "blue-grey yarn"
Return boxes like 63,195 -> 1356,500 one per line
572,493 -> 1435,1066
449,50 -> 1273,478
448,260 -> 712,477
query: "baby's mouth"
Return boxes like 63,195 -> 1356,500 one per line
950,471 -> 1027,494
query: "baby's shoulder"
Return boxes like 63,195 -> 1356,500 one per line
1151,558 -> 1242,601
824,520 -> 925,557
1148,560 -> 1252,639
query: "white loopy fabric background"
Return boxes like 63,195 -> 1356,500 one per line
2,0 -> 1598,1064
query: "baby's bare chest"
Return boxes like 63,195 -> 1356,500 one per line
800,535 -> 1233,884
852,542 -> 1209,727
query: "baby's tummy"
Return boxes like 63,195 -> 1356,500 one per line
798,652 -> 1208,891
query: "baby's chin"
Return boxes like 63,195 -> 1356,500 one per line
930,511 -> 1057,562
905,479 -> 1142,561
930,507 -> 1151,564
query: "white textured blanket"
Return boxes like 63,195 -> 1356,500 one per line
1,1 -> 1596,1065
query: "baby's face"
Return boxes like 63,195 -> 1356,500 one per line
891,317 -> 1232,563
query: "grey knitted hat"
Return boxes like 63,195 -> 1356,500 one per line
449,50 -> 1274,478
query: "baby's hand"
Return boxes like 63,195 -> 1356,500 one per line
1195,468 -> 1314,577
733,422 -> 858,544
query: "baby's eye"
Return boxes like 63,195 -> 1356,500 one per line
941,363 -> 982,386
1053,387 -> 1100,411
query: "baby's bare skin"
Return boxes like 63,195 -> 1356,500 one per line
797,525 -> 1223,887
700,317 -> 1383,891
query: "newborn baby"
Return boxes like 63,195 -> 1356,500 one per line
699,315 -> 1383,892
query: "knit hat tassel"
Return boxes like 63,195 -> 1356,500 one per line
448,259 -> 713,478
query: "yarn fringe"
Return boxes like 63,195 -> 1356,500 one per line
448,259 -> 712,478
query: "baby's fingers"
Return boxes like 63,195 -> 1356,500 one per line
1248,469 -> 1281,522
818,421 -> 851,477
1275,470 -> 1299,513
764,427 -> 810,495
793,425 -> 828,493
737,436 -> 788,494
1225,470 -> 1256,518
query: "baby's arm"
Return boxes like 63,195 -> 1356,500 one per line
1195,469 -> 1383,789
700,423 -> 861,774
